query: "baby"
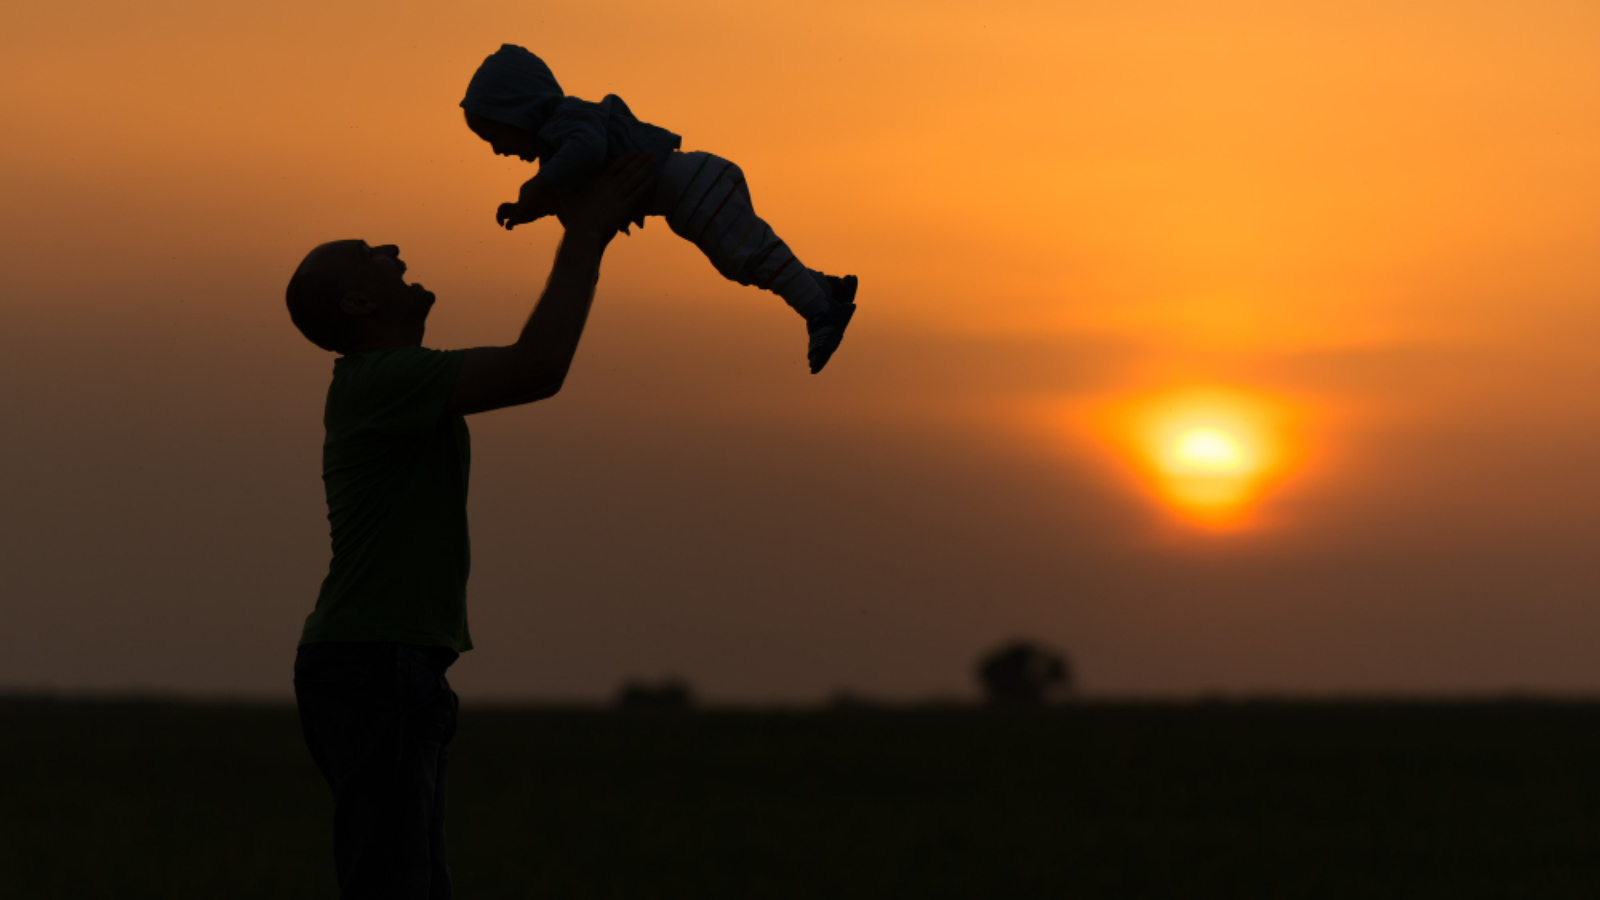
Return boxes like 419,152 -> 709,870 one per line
462,44 -> 857,374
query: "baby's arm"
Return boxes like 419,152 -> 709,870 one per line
495,101 -> 610,231
534,102 -> 609,203
517,176 -> 558,215
497,176 -> 560,230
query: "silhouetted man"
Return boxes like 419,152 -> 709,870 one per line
283,153 -> 653,900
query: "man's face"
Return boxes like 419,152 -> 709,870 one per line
309,239 -> 436,323
357,241 -> 435,315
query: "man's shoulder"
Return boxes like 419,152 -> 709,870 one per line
326,346 -> 466,434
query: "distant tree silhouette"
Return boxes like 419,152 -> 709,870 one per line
976,640 -> 1072,707
614,679 -> 695,712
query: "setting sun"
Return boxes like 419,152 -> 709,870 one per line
1085,388 -> 1297,529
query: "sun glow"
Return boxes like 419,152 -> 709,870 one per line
1167,428 -> 1250,475
1095,388 -> 1295,529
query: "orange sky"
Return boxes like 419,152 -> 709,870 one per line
2,0 -> 1597,701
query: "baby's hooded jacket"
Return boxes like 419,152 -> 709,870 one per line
461,44 -> 681,216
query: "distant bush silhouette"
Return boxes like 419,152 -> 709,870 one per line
976,640 -> 1072,707
614,679 -> 695,712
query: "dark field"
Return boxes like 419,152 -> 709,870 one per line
6,698 -> 1600,898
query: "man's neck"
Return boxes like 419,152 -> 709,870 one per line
342,330 -> 423,354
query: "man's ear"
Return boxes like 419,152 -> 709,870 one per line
339,292 -> 379,316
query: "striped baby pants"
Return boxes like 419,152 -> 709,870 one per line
649,150 -> 828,318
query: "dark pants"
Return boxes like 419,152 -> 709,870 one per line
294,641 -> 460,900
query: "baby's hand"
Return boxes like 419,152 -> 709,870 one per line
496,201 -> 543,231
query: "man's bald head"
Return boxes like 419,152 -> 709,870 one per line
285,240 -> 434,353
286,240 -> 366,352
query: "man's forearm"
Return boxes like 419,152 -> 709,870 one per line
511,230 -> 608,390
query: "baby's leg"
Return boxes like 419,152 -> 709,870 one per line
653,151 -> 829,318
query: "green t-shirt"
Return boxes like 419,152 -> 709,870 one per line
299,345 -> 473,652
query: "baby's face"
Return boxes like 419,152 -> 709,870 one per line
465,112 -> 540,162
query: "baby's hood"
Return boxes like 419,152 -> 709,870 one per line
460,44 -> 564,131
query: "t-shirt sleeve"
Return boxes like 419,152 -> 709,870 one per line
356,347 -> 465,435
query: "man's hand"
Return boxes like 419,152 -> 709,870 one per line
444,160 -> 654,417
556,152 -> 656,242
496,201 -> 543,231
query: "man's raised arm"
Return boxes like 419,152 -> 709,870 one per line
444,152 -> 654,417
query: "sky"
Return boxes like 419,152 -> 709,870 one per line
1,0 -> 1597,702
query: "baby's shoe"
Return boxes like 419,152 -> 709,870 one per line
806,274 -> 858,374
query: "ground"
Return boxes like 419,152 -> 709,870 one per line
4,698 -> 1600,898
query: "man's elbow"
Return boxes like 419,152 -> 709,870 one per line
518,369 -> 568,404
525,381 -> 563,404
